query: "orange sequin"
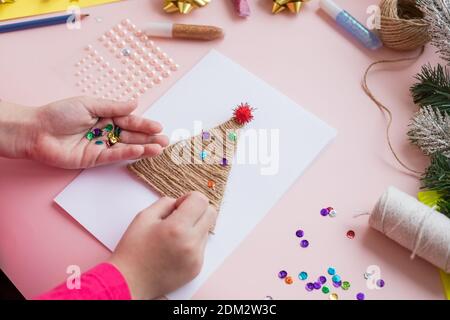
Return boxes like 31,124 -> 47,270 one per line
285,276 -> 293,285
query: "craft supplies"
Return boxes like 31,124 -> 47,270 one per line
346,230 -> 355,239
356,292 -> 365,300
55,50 -> 336,299
285,276 -> 293,284
74,19 -> 178,101
272,0 -> 306,14
319,0 -> 383,50
369,186 -> 450,273
329,293 -> 338,300
85,123 -> 121,147
163,0 -> 211,14
296,227 -> 310,247
0,0 -> 119,21
0,13 -> 89,33
320,206 -> 337,217
128,104 -> 254,211
231,0 -> 250,18
143,22 -> 224,41
379,0 -> 429,51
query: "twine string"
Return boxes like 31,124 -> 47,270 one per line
362,46 -> 425,176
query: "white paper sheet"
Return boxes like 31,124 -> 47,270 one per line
55,50 -> 336,299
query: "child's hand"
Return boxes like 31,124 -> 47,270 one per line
108,192 -> 218,300
32,97 -> 169,168
0,97 -> 168,168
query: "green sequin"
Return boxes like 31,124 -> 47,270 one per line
105,124 -> 114,132
86,131 -> 94,141
228,132 -> 237,141
322,286 -> 330,294
342,281 -> 351,290
95,140 -> 104,145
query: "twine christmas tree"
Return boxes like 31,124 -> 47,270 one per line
128,103 -> 254,210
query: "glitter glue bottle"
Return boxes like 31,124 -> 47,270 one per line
319,0 -> 383,50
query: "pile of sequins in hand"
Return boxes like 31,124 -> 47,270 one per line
273,206 -> 386,301
85,123 -> 121,147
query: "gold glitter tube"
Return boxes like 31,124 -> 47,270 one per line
143,22 -> 224,41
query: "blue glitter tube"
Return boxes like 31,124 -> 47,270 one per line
319,0 -> 382,50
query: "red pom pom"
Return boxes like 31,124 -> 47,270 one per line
233,103 -> 254,125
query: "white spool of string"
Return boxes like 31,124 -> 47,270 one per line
369,186 -> 450,273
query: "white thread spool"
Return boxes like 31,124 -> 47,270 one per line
369,186 -> 450,273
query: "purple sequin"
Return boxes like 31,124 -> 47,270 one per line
305,283 -> 314,291
320,208 -> 329,216
356,292 -> 365,300
318,276 -> 327,284
333,281 -> 342,288
300,240 -> 309,248
376,279 -> 385,288
221,158 -> 228,167
202,131 -> 210,140
313,282 -> 321,290
278,270 -> 287,279
93,128 -> 102,137
295,229 -> 304,238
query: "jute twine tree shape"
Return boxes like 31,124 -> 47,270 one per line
128,103 -> 254,211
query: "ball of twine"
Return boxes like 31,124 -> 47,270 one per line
379,0 -> 430,51
369,186 -> 450,273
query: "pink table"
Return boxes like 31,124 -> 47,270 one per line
0,0 -> 445,299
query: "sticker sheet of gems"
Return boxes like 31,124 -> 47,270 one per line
73,19 -> 179,101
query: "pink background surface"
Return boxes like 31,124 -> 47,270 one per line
0,0 -> 445,299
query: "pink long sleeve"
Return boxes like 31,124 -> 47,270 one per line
36,263 -> 131,300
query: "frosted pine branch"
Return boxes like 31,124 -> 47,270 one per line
408,106 -> 450,157
418,0 -> 450,64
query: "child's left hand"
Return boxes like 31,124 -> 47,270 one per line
0,96 -> 169,169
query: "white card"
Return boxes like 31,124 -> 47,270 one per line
55,50 -> 336,299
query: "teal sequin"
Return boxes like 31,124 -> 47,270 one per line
298,272 -> 308,280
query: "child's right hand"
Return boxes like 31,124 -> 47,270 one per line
108,191 -> 218,300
